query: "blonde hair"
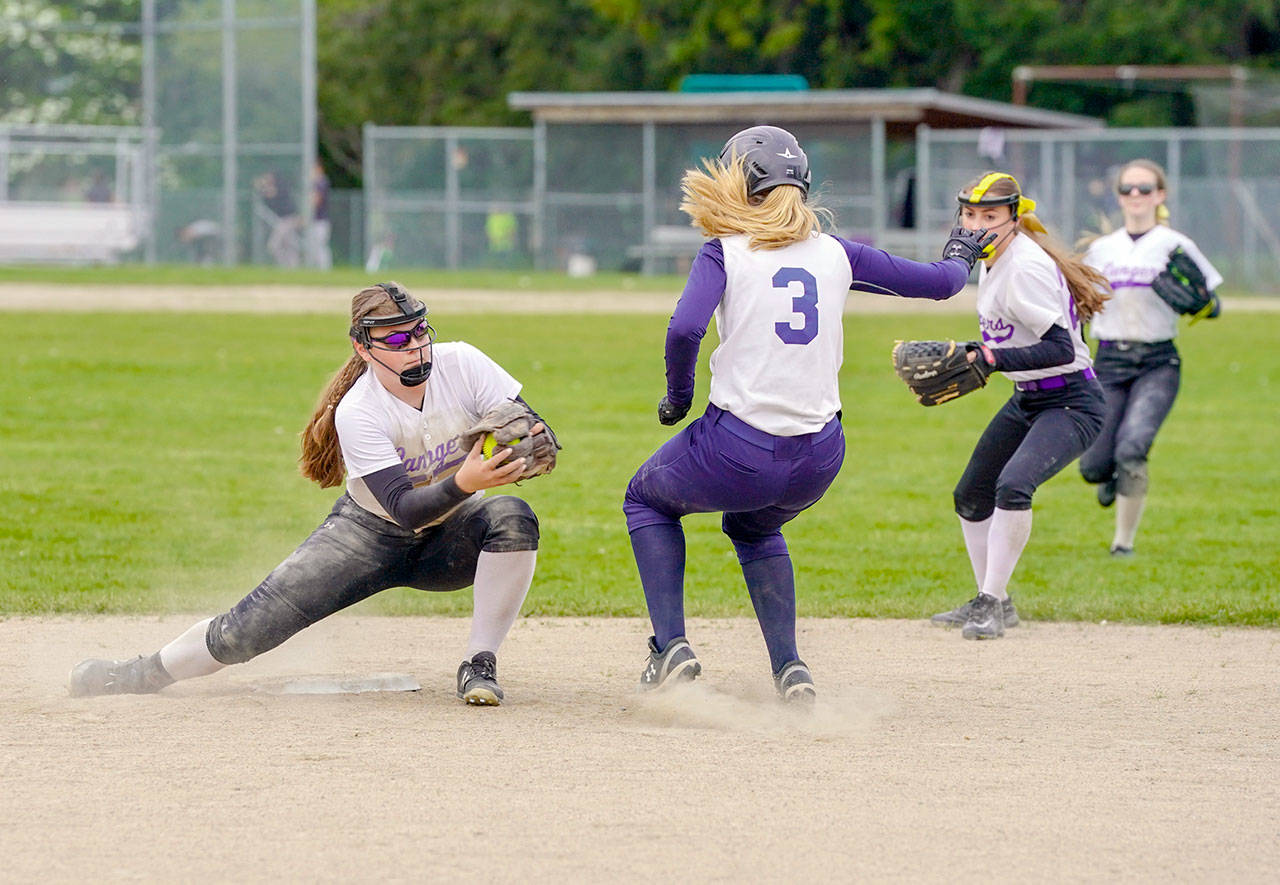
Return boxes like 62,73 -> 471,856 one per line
680,156 -> 831,250
959,174 -> 1112,323
299,282 -> 419,488
1117,158 -> 1172,224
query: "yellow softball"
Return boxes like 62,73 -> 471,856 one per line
482,433 -> 522,459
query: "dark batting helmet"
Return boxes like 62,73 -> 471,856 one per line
719,125 -> 811,199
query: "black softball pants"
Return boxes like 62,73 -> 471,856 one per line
1078,340 -> 1181,496
954,378 -> 1106,521
206,493 -> 539,664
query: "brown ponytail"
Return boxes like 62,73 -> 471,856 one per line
1016,218 -> 1112,323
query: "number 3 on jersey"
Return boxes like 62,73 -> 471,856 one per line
773,267 -> 818,345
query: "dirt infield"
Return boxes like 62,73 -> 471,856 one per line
4,281 -> 1275,318
2,281 -> 987,314
4,615 -> 1277,882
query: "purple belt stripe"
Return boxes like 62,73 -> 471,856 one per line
1015,368 -> 1097,392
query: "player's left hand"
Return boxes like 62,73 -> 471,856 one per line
463,400 -> 560,480
892,338 -> 995,406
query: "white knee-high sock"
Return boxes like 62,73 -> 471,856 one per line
159,617 -> 226,681
466,549 -> 537,658
981,508 -> 1033,601
959,515 -> 993,593
1113,493 -> 1146,549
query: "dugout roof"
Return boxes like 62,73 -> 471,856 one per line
508,88 -> 1102,133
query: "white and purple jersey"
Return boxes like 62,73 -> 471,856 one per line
975,233 -> 1093,384
666,233 -> 969,435
335,342 -> 522,527
1084,226 -> 1222,343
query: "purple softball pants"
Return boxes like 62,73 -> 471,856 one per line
624,404 -> 845,561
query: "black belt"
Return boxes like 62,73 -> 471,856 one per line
1099,339 -> 1174,353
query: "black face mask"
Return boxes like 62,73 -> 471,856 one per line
364,343 -> 433,387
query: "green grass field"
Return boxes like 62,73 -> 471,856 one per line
2,301 -> 1277,624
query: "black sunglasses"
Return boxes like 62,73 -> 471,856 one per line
370,320 -> 433,351
1117,183 -> 1157,196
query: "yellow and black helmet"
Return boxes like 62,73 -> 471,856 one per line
957,172 -> 1037,219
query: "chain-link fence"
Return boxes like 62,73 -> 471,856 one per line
362,125 -> 535,273
362,122 -> 1280,291
914,126 -> 1280,290
363,120 -> 883,275
1,0 -> 317,267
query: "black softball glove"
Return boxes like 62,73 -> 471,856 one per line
892,339 -> 996,407
1151,247 -> 1214,316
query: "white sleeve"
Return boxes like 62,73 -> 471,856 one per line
1006,262 -> 1063,337
454,342 -> 523,416
334,400 -> 402,480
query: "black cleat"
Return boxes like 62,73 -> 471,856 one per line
1097,478 -> 1118,508
456,651 -> 503,706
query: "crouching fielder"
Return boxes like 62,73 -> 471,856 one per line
70,282 -> 556,705
624,125 -> 981,703
926,173 -> 1110,639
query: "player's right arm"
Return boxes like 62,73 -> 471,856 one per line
663,239 -> 726,411
835,236 -> 970,300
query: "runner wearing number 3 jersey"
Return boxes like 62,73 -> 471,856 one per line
623,125 -> 975,703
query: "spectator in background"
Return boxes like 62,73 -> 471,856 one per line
255,171 -> 301,267
86,170 -> 113,204
178,219 -> 222,265
485,205 -> 518,267
310,159 -> 333,270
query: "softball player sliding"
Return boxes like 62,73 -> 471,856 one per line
624,125 -> 984,702
1078,159 -> 1223,557
70,282 -> 552,705
930,173 -> 1110,639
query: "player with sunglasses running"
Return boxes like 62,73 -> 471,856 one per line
69,282 -> 553,705
928,173 -> 1110,639
1078,159 -> 1223,556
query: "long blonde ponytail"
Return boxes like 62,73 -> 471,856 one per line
680,157 -> 831,250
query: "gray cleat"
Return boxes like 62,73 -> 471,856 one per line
456,651 -> 503,705
68,652 -> 174,697
638,635 -> 701,691
961,593 -> 1006,640
931,594 -> 1019,629
773,660 -> 816,705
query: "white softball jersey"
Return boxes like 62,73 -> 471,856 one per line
976,233 -> 1093,383
1084,226 -> 1223,343
710,233 -> 854,435
335,341 -> 522,527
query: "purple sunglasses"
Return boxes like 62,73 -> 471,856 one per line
370,320 -> 433,350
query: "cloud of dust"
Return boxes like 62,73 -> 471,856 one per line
623,680 -> 895,738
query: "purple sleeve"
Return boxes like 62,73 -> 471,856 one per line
835,236 -> 970,300
664,239 -> 725,406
